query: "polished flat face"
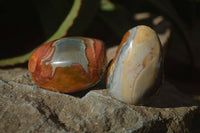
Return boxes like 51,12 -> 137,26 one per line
44,38 -> 89,76
107,25 -> 162,105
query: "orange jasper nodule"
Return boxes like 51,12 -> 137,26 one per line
28,37 -> 106,93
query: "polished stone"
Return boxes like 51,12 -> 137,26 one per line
107,25 -> 163,105
29,37 -> 106,93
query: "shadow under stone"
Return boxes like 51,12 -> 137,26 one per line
146,81 -> 199,108
67,70 -> 107,98
67,60 -> 113,98
68,69 -> 198,108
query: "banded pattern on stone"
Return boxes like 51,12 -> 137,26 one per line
29,37 -> 106,93
107,25 -> 162,105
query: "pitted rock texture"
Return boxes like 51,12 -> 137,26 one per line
0,68 -> 199,133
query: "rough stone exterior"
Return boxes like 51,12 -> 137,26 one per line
0,68 -> 199,133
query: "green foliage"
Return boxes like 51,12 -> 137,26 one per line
0,0 -> 81,66
0,0 -> 99,66
101,0 -> 115,11
0,0 -> 198,66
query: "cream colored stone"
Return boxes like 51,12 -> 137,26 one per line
107,25 -> 162,105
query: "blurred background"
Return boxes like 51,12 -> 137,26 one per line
0,0 -> 200,103
0,0 -> 200,131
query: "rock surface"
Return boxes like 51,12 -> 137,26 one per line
0,68 -> 199,133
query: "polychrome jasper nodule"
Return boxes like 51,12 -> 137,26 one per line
28,37 -> 106,93
107,25 -> 163,105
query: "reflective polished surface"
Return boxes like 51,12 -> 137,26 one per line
29,37 -> 106,93
107,25 -> 163,105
